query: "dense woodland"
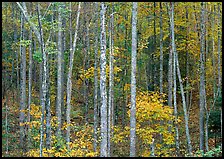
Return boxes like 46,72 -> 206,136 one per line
2,2 -> 222,157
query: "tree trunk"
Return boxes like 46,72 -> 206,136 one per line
93,2 -> 99,152
56,2 -> 63,138
19,9 -> 26,153
217,3 -> 222,147
100,2 -> 108,157
37,3 -> 48,156
185,6 -> 189,111
173,19 -> 180,156
108,3 -> 114,156
130,2 -> 137,157
166,3 -> 173,110
66,2 -> 81,150
27,28 -> 33,151
169,2 -> 192,155
159,2 -> 163,96
199,2 -> 206,152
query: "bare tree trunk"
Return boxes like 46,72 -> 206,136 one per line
66,2 -> 81,150
166,3 -> 173,110
56,2 -> 63,138
159,2 -> 163,95
19,9 -> 26,153
108,3 -> 114,156
27,28 -> 33,151
173,22 -> 180,156
185,6 -> 189,110
100,2 -> 108,157
130,2 -> 137,157
217,3 -> 222,147
37,3 -> 48,156
93,2 -> 99,152
169,2 -> 192,155
199,2 -> 206,152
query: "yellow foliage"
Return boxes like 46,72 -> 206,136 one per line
113,90 -> 177,157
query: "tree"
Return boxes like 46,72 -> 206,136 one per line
100,2 -> 108,157
93,2 -> 99,152
130,2 -> 137,157
66,2 -> 81,150
199,2 -> 206,152
159,2 -> 163,96
108,2 -> 115,157
19,9 -> 26,153
56,2 -> 63,138
169,2 -> 192,155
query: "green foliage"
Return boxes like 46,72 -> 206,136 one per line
190,146 -> 222,157
33,50 -> 42,63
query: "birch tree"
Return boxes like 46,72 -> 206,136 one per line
93,2 -> 99,152
199,2 -> 206,152
169,2 -> 192,155
19,10 -> 26,153
130,2 -> 137,157
56,2 -> 63,138
100,2 -> 108,157
66,2 -> 81,150
108,3 -> 115,156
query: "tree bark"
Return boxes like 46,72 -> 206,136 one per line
130,2 -> 137,157
159,2 -> 163,95
199,2 -> 206,152
66,2 -> 81,150
19,9 -> 26,153
93,2 -> 99,152
56,2 -> 63,138
173,19 -> 180,156
27,27 -> 33,151
100,2 -> 108,157
169,2 -> 192,155
108,3 -> 114,156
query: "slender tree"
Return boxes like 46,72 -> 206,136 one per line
19,9 -> 26,153
130,2 -> 137,157
56,2 -> 63,138
66,2 -> 81,150
27,27 -> 33,150
93,2 -> 99,152
169,2 -> 192,155
100,2 -> 108,157
159,2 -> 163,95
173,24 -> 180,156
217,2 -> 222,147
199,2 -> 206,152
108,2 -> 114,156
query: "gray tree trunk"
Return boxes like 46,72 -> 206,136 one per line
66,2 -> 81,150
199,2 -> 206,152
173,21 -> 180,156
56,3 -> 63,138
130,2 -> 137,157
93,2 -> 99,152
185,7 -> 190,111
217,3 -> 222,147
159,2 -> 163,95
19,10 -> 26,153
167,3 -> 173,110
100,2 -> 108,157
108,3 -> 114,156
27,28 -> 33,150
169,2 -> 192,155
37,3 -> 48,156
